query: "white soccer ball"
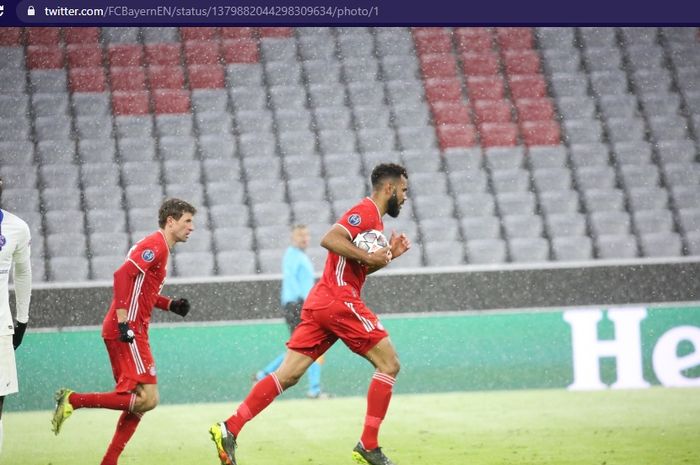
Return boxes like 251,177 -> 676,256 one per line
352,229 -> 389,254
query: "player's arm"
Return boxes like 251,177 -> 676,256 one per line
321,225 -> 391,269
388,230 -> 412,260
112,260 -> 143,342
12,224 -> 32,350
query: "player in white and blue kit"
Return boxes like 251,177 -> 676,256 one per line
0,178 -> 32,456
254,224 -> 327,398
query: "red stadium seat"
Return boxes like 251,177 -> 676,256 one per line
66,44 -> 103,68
145,43 -> 182,66
63,27 -> 100,44
221,39 -> 259,63
69,67 -> 107,92
413,28 -> 452,54
188,64 -> 225,89
466,76 -> 505,101
147,65 -> 185,89
0,27 -> 22,46
473,99 -> 513,124
496,27 -> 534,50
503,50 -> 541,75
478,122 -> 519,147
454,27 -> 493,53
515,98 -> 555,122
108,44 -> 144,67
431,102 -> 471,126
520,120 -> 561,146
26,45 -> 64,69
184,40 -> 221,65
153,89 -> 191,114
27,27 -> 60,45
461,52 -> 500,76
110,67 -> 147,91
112,91 -> 150,115
180,27 -> 218,41
437,124 -> 477,149
508,74 -> 548,99
424,77 -> 463,103
420,53 -> 458,79
220,27 -> 255,39
258,27 -> 294,38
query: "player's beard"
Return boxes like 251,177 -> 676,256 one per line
387,190 -> 401,218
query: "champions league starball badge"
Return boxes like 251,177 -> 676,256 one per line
0,234 -> 5,251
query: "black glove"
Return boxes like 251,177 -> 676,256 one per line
13,321 -> 27,350
169,298 -> 190,317
118,322 -> 135,343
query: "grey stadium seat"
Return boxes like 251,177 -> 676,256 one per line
484,146 -> 525,171
118,137 -> 156,162
115,115 -> 154,139
155,114 -> 193,137
87,209 -> 127,233
575,166 -> 617,191
455,192 -> 496,217
412,194 -> 455,220
255,225 -> 290,249
639,232 -> 683,258
159,136 -> 197,161
670,186 -> 700,210
424,241 -> 466,267
589,210 -> 631,237
323,154 -> 363,177
90,232 -> 130,257
78,139 -> 116,164
32,92 -> 69,117
251,202 -> 291,227
91,255 -> 126,281
557,95 -> 597,120
508,237 -> 550,263
41,187 -> 81,211
448,169 -> 489,194
0,141 -> 34,165
178,229 -> 212,253
125,185 -> 164,210
39,164 -> 79,188
582,189 -> 625,212
545,212 -> 587,237
73,92 -> 111,116
213,227 -> 254,252
246,179 -> 285,204
2,188 -> 40,212
633,209 -> 674,234
226,64 -> 263,88
314,107 -> 352,130
83,186 -> 123,210
490,169 -> 530,193
206,182 -> 246,206
163,160 -> 202,185
596,234 -> 639,259
121,161 -> 161,186
209,204 -> 250,228
49,256 -> 89,282
257,247 -> 287,274
466,239 -> 507,264
34,116 -> 72,140
45,210 -> 84,234
199,134 -> 236,160
619,165 -> 660,190
174,252 -> 215,277
612,141 -> 653,165
460,216 -> 501,240
36,140 -> 76,165
551,236 -> 594,261
496,192 -> 537,216
293,201 -> 332,225
627,187 -> 669,211
327,175 -> 367,201
75,115 -> 113,139
528,145 -> 567,169
502,214 -> 544,239
569,143 -> 610,167
46,232 -> 87,258
599,94 -> 638,119
563,119 -> 603,144
532,168 -> 573,193
217,250 -> 257,275
443,148 -> 483,172
420,218 -> 462,242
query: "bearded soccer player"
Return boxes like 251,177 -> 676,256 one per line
211,163 -> 411,465
51,199 -> 196,465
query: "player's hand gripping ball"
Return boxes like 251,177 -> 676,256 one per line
352,229 -> 389,254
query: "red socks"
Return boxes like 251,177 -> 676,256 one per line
100,412 -> 143,465
360,372 -> 395,451
69,392 -> 135,411
225,373 -> 283,437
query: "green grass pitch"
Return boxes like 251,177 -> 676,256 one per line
3,388 -> 699,465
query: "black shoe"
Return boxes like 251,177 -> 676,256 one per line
352,442 -> 396,465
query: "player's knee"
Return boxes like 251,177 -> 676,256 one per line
378,357 -> 400,378
276,372 -> 301,389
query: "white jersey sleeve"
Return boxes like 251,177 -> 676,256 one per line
0,211 -> 32,335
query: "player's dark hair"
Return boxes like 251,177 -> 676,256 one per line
370,163 -> 408,190
158,198 -> 197,228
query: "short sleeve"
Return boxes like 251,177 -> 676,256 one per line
337,202 -> 380,240
127,239 -> 162,272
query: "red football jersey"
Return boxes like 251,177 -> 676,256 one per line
102,231 -> 170,339
304,197 -> 383,308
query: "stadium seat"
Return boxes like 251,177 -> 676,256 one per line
454,27 -> 494,54
420,53 -> 458,79
145,43 -> 181,66
413,28 -> 453,54
520,121 -> 561,146
508,237 -> 550,262
552,236 -> 594,261
108,44 -> 144,67
110,67 -> 147,91
112,91 -> 150,115
437,124 -> 477,149
184,40 -> 220,65
473,99 -> 513,124
596,235 -> 639,259
91,255 -> 127,280
153,90 -> 191,114
496,27 -> 534,50
515,98 -> 554,122
66,44 -> 102,68
508,74 -> 547,99
467,76 -> 505,101
69,67 -> 107,92
27,45 -> 64,69
461,51 -> 500,76
466,239 -> 507,264
478,122 -> 518,147
180,27 -> 217,41
545,212 -> 587,237
503,50 -> 541,75
424,77 -> 463,103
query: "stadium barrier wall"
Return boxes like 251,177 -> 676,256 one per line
10,304 -> 700,411
18,258 -> 700,328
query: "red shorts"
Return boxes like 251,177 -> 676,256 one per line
104,336 -> 157,393
287,298 -> 389,360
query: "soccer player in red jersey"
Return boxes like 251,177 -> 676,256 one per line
51,199 -> 196,465
211,163 -> 411,465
